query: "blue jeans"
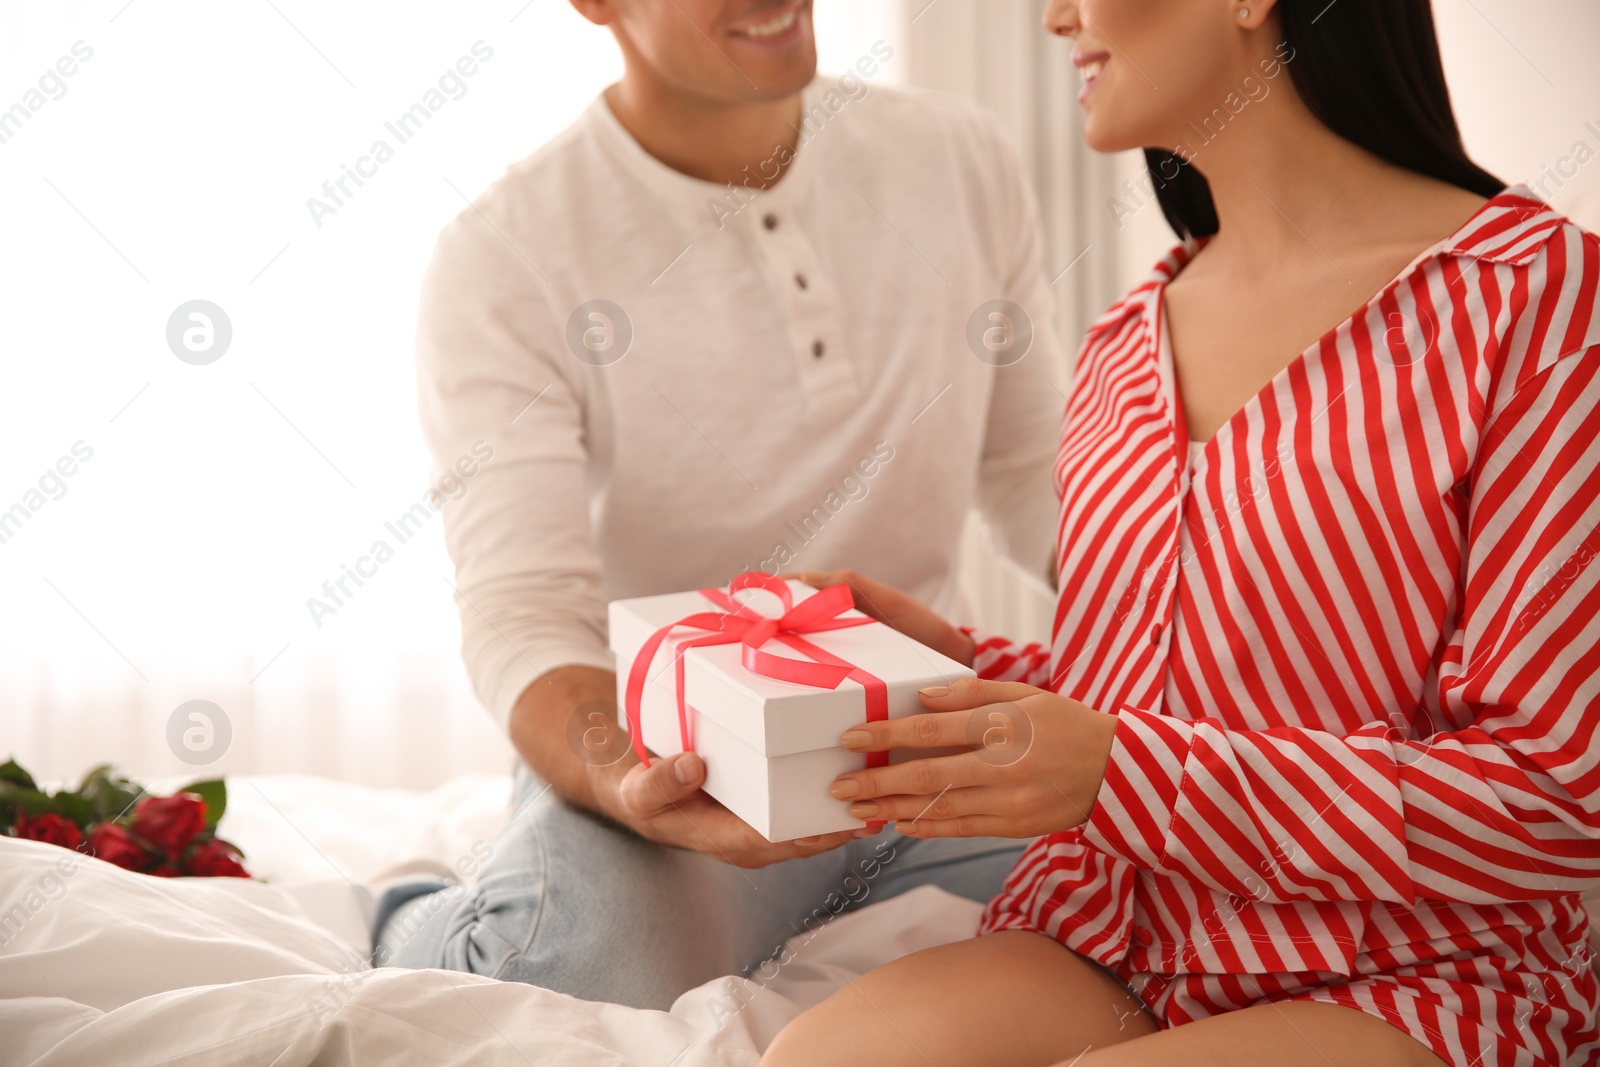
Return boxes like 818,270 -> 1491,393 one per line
372,762 -> 1026,1010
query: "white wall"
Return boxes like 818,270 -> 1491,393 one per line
1435,0 -> 1600,217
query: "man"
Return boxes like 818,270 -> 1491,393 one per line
373,0 -> 1064,1010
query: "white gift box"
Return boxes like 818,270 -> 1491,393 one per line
608,579 -> 975,842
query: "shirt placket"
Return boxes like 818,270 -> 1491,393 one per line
1135,311 -> 1194,712
745,204 -> 861,416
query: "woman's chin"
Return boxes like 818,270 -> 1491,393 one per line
1080,119 -> 1134,157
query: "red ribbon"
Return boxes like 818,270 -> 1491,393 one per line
623,573 -> 890,774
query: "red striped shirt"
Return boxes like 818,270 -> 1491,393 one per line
975,187 -> 1600,1062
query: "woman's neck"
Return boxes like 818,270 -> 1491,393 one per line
1181,90 -> 1404,276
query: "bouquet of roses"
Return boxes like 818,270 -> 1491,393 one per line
2,758 -> 251,878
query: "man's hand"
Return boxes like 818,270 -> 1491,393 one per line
604,749 -> 872,868
510,665 -> 867,869
794,569 -> 974,666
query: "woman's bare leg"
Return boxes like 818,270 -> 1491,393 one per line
761,931 -> 1158,1067
1077,1000 -> 1449,1067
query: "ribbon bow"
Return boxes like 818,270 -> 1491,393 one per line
624,573 -> 889,772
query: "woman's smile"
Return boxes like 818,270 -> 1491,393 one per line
1074,49 -> 1110,104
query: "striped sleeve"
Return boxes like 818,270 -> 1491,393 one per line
963,628 -> 1054,687
1080,345 -> 1600,906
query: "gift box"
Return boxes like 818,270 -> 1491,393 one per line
608,575 -> 974,842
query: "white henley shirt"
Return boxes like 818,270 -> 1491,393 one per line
418,75 -> 1065,729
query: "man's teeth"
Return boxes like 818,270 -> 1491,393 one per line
1080,59 -> 1104,83
739,7 -> 797,38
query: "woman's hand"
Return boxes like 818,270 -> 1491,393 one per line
828,678 -> 1118,838
794,568 -> 974,667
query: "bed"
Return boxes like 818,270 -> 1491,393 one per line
0,773 -> 983,1066
8,773 -> 1599,1065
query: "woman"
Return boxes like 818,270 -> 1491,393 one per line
763,0 -> 1600,1064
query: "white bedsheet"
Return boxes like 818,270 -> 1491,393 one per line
0,774 -> 982,1066
12,772 -> 1597,1065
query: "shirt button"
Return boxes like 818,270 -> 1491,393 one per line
812,340 -> 825,358
763,213 -> 779,231
1149,623 -> 1162,645
795,272 -> 808,290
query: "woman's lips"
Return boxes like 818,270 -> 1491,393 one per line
1074,51 -> 1109,105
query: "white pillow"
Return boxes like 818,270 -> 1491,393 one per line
0,836 -> 355,1013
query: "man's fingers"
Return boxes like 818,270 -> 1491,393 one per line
793,568 -> 898,623
617,751 -> 704,818
788,826 -> 871,850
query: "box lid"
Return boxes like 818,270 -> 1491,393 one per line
609,579 -> 972,757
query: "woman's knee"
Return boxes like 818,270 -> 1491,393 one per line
763,932 -> 1156,1066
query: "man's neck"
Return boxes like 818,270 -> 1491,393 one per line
604,72 -> 805,191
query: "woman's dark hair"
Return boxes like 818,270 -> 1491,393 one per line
1145,0 -> 1504,240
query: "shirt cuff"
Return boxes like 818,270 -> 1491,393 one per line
1077,706 -> 1195,872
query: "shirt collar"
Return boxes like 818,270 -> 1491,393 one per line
1093,185 -> 1566,350
1133,183 -> 1562,301
1435,184 -> 1567,266
585,76 -> 831,222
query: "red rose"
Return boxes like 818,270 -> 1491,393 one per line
182,838 -> 250,878
14,812 -> 82,851
87,822 -> 152,872
132,793 -> 207,858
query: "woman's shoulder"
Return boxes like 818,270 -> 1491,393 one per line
1079,241 -> 1195,353
1442,186 -> 1600,383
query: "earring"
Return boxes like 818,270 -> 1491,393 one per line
1239,6 -> 1250,18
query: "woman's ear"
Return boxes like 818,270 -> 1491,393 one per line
1233,0 -> 1281,31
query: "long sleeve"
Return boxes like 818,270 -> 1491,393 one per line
965,112 -> 1065,587
417,210 -> 614,731
1079,345 -> 1600,906
967,629 -> 1054,689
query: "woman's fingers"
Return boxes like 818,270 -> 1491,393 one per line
840,708 -> 976,752
840,687 -> 1042,757
831,750 -> 992,804
893,814 -> 1014,838
843,784 -> 1005,824
919,677 -> 1043,711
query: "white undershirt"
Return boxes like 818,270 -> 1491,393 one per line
1155,294 -> 1209,471
417,77 -> 1066,727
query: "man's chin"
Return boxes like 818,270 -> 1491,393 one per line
740,56 -> 818,103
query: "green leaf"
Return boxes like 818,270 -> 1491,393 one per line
179,779 -> 227,829
49,791 -> 96,830
75,763 -> 114,792
78,766 -> 143,823
0,780 -> 64,821
0,759 -> 38,791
